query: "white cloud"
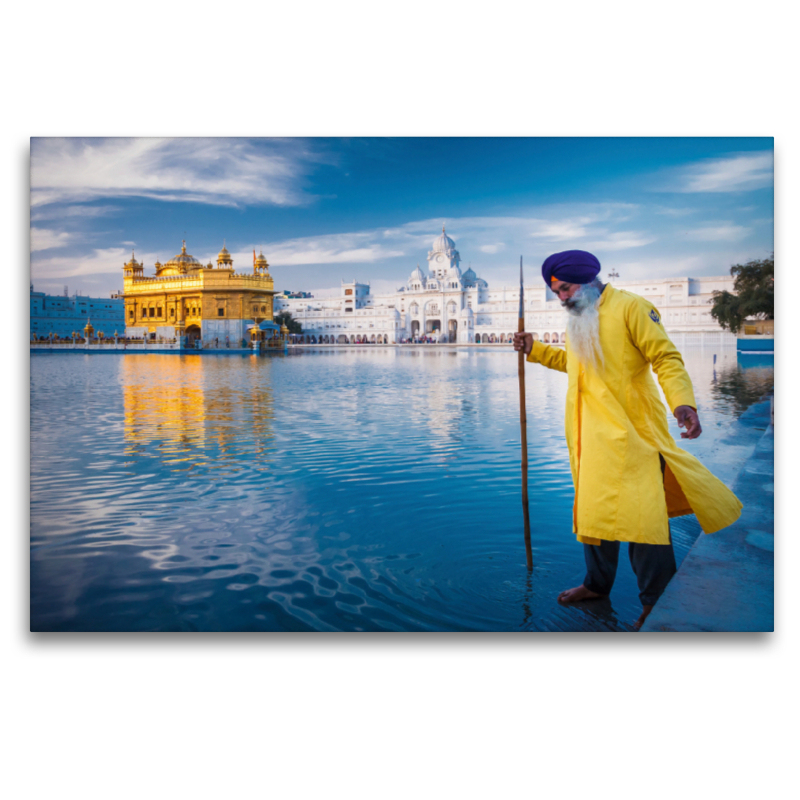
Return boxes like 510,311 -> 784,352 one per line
31,204 -> 120,222
528,220 -> 590,240
32,247 -> 162,280
584,231 -> 656,251
684,224 -> 751,242
479,243 -> 505,254
230,233 -> 405,268
661,151 -> 773,193
654,206 -> 697,217
30,138 -> 332,208
30,228 -> 71,251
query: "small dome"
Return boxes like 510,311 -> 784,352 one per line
125,251 -> 140,268
410,264 -> 427,284
164,240 -> 202,270
255,250 -> 268,266
462,266 -> 477,281
154,260 -> 162,268
217,242 -> 233,266
459,306 -> 474,317
432,225 -> 456,254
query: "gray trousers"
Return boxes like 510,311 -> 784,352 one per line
583,533 -> 677,606
582,455 -> 677,606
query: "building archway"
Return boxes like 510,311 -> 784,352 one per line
185,324 -> 201,346
448,319 -> 458,343
544,333 -> 550,343
560,332 -> 567,343
426,319 -> 441,335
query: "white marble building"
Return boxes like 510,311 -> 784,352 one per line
275,227 -> 738,347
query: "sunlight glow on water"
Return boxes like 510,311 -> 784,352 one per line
30,347 -> 771,631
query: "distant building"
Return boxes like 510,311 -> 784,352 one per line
122,241 -> 276,346
30,284 -> 125,339
274,226 -> 738,346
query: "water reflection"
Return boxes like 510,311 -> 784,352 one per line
122,355 -> 275,472
30,347 -> 772,632
710,360 -> 774,417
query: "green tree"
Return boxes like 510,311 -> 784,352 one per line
274,311 -> 303,334
709,254 -> 774,333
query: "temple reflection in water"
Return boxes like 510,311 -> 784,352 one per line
122,355 -> 275,471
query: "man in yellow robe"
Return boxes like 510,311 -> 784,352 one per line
513,250 -> 742,629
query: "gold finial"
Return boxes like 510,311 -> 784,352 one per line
442,224 -> 446,233
181,239 -> 186,253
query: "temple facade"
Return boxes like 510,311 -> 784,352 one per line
122,241 -> 276,346
275,227 -> 739,346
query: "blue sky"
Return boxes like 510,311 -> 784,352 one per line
30,137 -> 773,298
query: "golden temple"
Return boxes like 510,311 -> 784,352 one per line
122,241 -> 275,346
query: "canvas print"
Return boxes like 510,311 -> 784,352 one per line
29,137 -> 774,632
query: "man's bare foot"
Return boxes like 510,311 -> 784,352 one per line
557,585 -> 602,604
633,605 -> 654,630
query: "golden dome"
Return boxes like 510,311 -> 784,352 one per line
164,240 -> 202,272
125,250 -> 140,268
217,242 -> 234,268
255,251 -> 268,266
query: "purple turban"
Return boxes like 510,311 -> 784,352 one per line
541,250 -> 601,288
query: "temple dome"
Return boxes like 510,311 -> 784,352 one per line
164,241 -> 202,271
409,264 -> 427,284
431,225 -> 456,254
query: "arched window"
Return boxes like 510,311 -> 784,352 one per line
544,333 -> 550,343
560,332 -> 567,343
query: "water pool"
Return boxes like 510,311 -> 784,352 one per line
30,347 -> 772,631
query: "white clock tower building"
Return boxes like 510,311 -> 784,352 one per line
428,225 -> 462,281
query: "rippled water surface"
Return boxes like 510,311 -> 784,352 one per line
30,347 -> 772,632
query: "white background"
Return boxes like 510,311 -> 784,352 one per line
4,2 -> 795,798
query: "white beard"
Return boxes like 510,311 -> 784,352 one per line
564,282 -> 604,371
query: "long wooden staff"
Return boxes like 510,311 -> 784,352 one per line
518,256 -> 533,570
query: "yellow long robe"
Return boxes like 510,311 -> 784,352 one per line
527,284 -> 742,545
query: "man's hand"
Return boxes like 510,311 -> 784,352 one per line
674,405 -> 702,439
513,332 -> 533,356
